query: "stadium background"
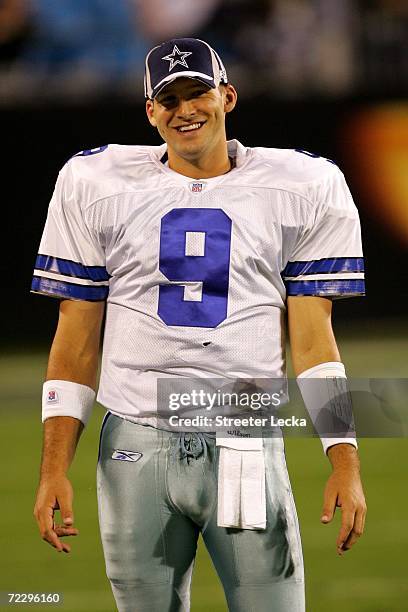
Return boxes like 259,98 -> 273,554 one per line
1,1 -> 407,611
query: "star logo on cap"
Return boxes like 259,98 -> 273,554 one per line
162,45 -> 192,72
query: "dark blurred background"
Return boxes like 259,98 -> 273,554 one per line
1,0 -> 407,343
1,4 -> 408,612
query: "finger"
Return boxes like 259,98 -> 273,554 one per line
36,504 -> 64,552
342,506 -> 366,552
54,525 -> 79,537
59,499 -> 74,525
342,524 -> 362,551
58,495 -> 74,527
342,523 -> 363,552
35,501 -> 54,533
336,508 -> 355,554
354,505 -> 366,537
41,526 -> 65,552
321,490 -> 338,523
51,536 -> 71,553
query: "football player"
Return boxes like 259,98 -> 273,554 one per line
33,38 -> 367,612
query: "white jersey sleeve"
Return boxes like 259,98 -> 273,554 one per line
31,158 -> 109,301
282,163 -> 365,298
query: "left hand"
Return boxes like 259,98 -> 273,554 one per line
321,445 -> 367,555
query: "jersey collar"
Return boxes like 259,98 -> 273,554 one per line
152,139 -> 250,187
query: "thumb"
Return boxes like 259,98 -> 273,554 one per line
321,511 -> 333,524
321,496 -> 336,524
59,496 -> 74,526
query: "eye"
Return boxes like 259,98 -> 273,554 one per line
189,89 -> 207,99
158,96 -> 178,109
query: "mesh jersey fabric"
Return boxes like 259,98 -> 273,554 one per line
32,140 -> 365,422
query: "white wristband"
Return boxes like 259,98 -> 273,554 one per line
296,362 -> 358,454
42,380 -> 95,426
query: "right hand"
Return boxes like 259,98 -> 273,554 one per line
34,475 -> 79,553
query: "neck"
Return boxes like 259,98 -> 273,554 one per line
167,140 -> 231,179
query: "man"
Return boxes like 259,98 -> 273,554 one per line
32,38 -> 367,612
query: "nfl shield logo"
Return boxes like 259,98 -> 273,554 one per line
47,390 -> 58,402
189,182 -> 205,193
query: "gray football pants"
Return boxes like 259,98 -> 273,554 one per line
97,413 -> 305,612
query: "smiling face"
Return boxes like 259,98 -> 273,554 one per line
146,77 -> 237,175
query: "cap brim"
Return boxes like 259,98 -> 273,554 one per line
151,73 -> 215,99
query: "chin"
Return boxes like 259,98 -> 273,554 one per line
176,142 -> 205,160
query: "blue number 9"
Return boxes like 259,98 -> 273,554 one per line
158,208 -> 232,327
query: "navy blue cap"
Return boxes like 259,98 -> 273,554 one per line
144,38 -> 228,99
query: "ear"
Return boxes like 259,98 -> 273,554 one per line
223,84 -> 238,114
146,99 -> 157,127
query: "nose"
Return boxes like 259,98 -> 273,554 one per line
176,97 -> 196,119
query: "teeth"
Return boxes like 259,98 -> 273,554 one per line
178,123 -> 202,132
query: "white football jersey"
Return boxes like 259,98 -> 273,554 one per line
32,140 -> 365,423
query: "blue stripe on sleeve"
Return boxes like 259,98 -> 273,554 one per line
73,145 -> 108,157
283,257 -> 364,278
285,278 -> 365,296
35,254 -> 110,282
31,276 -> 109,301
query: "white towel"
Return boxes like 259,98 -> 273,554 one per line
216,435 -> 266,530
